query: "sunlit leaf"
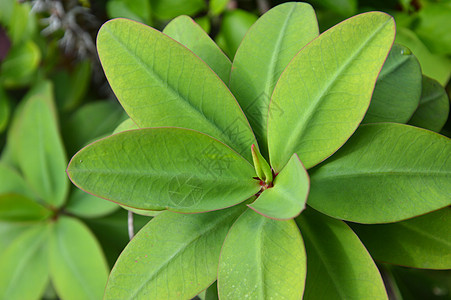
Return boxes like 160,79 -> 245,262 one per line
268,12 -> 395,171
97,18 -> 256,161
230,2 -> 318,155
68,128 -> 260,212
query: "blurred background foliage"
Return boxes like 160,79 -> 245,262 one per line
0,0 -> 449,299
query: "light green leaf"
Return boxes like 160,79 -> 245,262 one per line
105,205 -> 247,299
0,40 -> 40,88
415,3 -> 451,55
219,9 -> 258,59
268,12 -> 395,171
396,27 -> 451,85
218,209 -> 306,299
150,0 -> 205,19
120,205 -> 162,217
49,216 -> 109,300
163,15 -> 231,83
0,162 -> 35,199
97,18 -> 256,161
230,2 -> 318,155
0,225 -> 49,300
408,76 -> 450,132
362,43 -> 422,124
63,100 -> 126,155
113,118 -> 139,134
8,1 -> 36,45
296,208 -> 388,300
209,0 -> 229,16
12,81 -> 68,207
65,188 -> 118,218
0,194 -> 50,222
251,144 -> 272,184
350,207 -> 451,269
249,154 -> 309,220
308,123 -> 451,223
67,128 -> 260,213
0,222 -> 32,252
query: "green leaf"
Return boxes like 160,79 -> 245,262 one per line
67,128 -> 260,213
362,43 -> 422,124
49,216 -> 109,300
0,162 -> 35,199
209,0 -> 229,16
97,18 -> 256,161
350,207 -> 451,269
415,3 -> 451,55
204,281 -> 219,300
105,205 -> 246,299
52,59 -> 91,112
218,209 -> 306,299
0,40 -> 41,88
408,76 -> 450,132
0,225 -> 49,300
230,2 -> 319,155
107,0 -> 151,23
249,154 -> 309,220
296,208 -> 388,300
396,27 -> 451,85
0,194 -> 51,222
0,221 -> 32,252
65,188 -> 118,218
251,144 -> 272,184
308,123 -> 451,223
8,2 -> 36,45
219,9 -> 258,59
163,15 -> 231,83
113,118 -> 139,134
0,87 -> 10,132
268,12 -> 395,171
12,81 -> 68,207
309,0 -> 357,17
150,0 -> 205,19
63,100 -> 126,155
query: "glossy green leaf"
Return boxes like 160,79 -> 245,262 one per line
97,18 -> 256,161
249,154 -> 309,220
219,9 -> 258,59
230,3 -> 318,154
362,43 -> 422,124
396,27 -> 451,85
0,162 -> 35,199
268,12 -> 395,171
309,123 -> 451,223
12,81 -> 68,207
65,188 -> 118,218
0,40 -> 40,88
105,205 -> 246,299
49,216 -> 109,300
113,118 -> 138,134
296,208 -> 388,300
0,225 -> 49,300
218,209 -> 306,299
150,0 -> 205,19
408,76 -> 450,132
350,207 -> 451,269
63,100 -> 126,155
0,194 -> 50,222
68,128 -> 260,212
163,15 -> 231,83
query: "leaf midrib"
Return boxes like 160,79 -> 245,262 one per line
312,169 -> 450,181
127,210 -> 238,299
284,18 -> 392,161
103,27 -> 236,149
